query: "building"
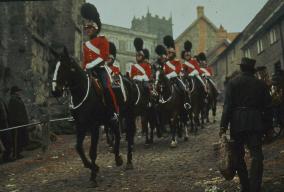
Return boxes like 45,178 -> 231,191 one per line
210,33 -> 244,91
175,6 -> 238,56
206,39 -> 231,67
209,0 -> 284,92
0,0 -> 84,121
101,24 -> 158,74
241,0 -> 284,74
131,10 -> 173,44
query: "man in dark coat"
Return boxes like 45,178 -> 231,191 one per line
8,86 -> 29,159
220,58 -> 272,192
0,97 -> 14,162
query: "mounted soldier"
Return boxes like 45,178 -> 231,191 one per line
81,3 -> 119,120
181,40 -> 207,90
107,42 -> 120,77
197,52 -> 218,123
130,38 -> 152,99
163,35 -> 190,110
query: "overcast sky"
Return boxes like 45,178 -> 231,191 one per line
87,0 -> 268,38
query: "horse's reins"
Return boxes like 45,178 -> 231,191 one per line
189,77 -> 195,93
70,74 -> 90,110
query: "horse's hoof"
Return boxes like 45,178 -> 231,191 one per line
125,162 -> 134,170
184,137 -> 189,142
170,141 -> 177,148
115,155 -> 123,167
94,164 -> 100,172
84,161 -> 92,169
88,179 -> 98,188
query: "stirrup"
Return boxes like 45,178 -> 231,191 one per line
184,103 -> 191,110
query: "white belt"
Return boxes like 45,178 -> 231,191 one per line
133,75 -> 149,81
166,71 -> 178,79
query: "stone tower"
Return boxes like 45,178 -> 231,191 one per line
131,9 -> 173,43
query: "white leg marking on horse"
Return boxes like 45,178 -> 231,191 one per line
52,61 -> 61,91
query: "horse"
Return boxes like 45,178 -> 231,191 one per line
203,77 -> 219,123
182,74 -> 207,133
51,47 -> 123,186
105,72 -> 155,168
154,69 -> 186,147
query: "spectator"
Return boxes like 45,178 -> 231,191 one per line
0,97 -> 14,162
8,86 -> 29,159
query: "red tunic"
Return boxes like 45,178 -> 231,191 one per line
189,59 -> 202,74
82,36 -> 109,69
110,65 -> 120,75
130,63 -> 152,80
200,67 -> 213,76
164,59 -> 182,75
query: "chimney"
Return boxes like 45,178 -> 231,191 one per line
197,6 -> 204,18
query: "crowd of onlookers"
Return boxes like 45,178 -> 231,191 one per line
0,86 -> 29,163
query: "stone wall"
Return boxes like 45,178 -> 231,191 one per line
0,1 -> 84,131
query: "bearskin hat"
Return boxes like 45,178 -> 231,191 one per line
109,42 -> 116,59
184,40 -> 192,52
134,37 -> 143,52
81,3 -> 101,33
163,35 -> 175,49
197,52 -> 207,61
155,45 -> 167,56
143,49 -> 150,60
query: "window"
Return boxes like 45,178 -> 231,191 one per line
126,41 -> 134,52
269,29 -> 277,44
119,40 -> 125,51
244,49 -> 251,58
257,39 -> 264,54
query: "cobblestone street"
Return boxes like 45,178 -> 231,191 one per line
0,107 -> 284,192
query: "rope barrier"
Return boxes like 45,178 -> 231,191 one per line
0,117 -> 73,132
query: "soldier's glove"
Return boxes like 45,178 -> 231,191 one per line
219,127 -> 227,138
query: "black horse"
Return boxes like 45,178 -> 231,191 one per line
154,69 -> 186,147
103,72 -> 153,168
182,74 -> 207,133
51,47 -> 123,186
203,77 -> 219,123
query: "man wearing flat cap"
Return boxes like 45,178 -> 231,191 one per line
220,58 -> 272,192
8,86 -> 29,159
